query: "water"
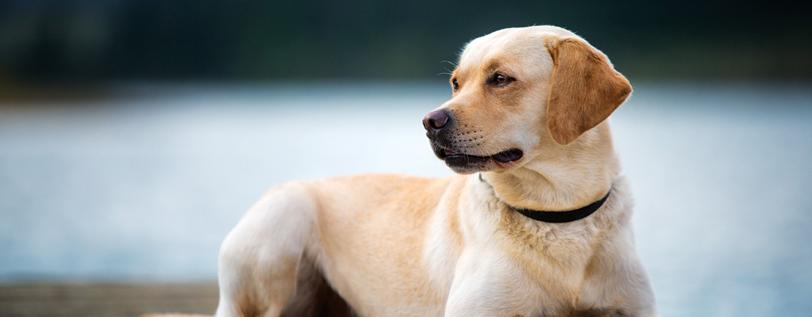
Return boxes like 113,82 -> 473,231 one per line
1,82 -> 811,316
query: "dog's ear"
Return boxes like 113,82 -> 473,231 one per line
544,37 -> 632,145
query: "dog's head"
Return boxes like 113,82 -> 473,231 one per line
423,26 -> 631,174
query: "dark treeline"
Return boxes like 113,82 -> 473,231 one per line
1,0 -> 810,83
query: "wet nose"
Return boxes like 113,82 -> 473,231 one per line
422,110 -> 451,131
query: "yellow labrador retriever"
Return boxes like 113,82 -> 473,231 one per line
214,25 -> 657,317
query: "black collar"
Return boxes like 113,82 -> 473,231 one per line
478,173 -> 611,223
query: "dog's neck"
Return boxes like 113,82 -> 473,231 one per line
482,123 -> 619,211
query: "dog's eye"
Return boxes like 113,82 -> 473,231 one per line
451,78 -> 459,91
488,73 -> 514,87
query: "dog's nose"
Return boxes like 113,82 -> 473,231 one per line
422,110 -> 451,130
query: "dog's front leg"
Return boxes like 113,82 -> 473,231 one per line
443,248 -> 542,317
214,184 -> 318,317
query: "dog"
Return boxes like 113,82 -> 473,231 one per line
213,25 -> 657,317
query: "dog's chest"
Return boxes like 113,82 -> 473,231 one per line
508,203 -> 624,297
507,215 -> 604,289
423,180 -> 632,316
503,211 -> 605,262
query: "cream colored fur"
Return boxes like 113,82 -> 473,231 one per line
213,25 -> 657,317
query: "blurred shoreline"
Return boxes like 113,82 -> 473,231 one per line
2,79 -> 812,107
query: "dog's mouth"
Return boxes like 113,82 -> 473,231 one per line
434,146 -> 524,170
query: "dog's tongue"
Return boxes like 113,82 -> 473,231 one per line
492,149 -> 523,163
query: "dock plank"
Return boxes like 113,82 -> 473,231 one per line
0,282 -> 218,317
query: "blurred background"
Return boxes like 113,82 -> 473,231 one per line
1,1 -> 811,316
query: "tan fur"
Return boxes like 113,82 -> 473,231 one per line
213,26 -> 657,317
544,37 -> 632,145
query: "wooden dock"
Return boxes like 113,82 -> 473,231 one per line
0,282 -> 218,317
